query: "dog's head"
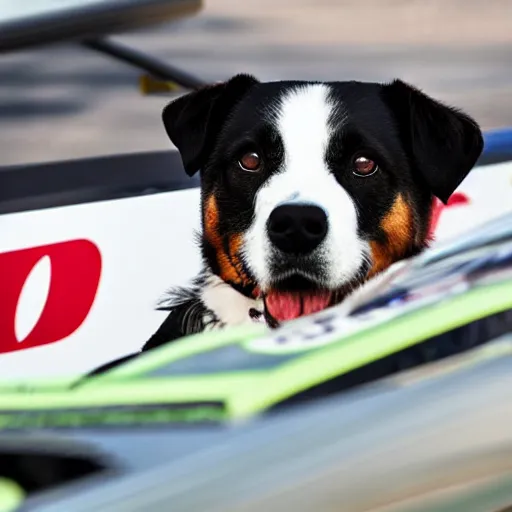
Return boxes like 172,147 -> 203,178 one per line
162,75 -> 483,324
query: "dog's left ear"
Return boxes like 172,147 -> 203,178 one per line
381,79 -> 483,204
162,74 -> 259,176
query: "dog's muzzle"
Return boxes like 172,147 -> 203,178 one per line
264,203 -> 333,323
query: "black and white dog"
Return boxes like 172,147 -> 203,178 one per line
89,74 -> 483,376
142,74 -> 483,351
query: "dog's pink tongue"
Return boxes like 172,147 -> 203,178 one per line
265,291 -> 331,322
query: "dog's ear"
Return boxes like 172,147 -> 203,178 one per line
162,74 -> 259,176
381,79 -> 483,204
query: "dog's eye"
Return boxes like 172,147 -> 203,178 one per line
353,156 -> 378,177
238,152 -> 261,172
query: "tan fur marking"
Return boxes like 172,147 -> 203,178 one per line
369,193 -> 413,277
204,194 -> 256,292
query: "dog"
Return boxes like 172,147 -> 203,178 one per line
141,74 -> 483,352
88,74 -> 483,376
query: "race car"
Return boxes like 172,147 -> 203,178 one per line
2,207 -> 512,511
2,1 -> 512,511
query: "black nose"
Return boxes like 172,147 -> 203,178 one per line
267,204 -> 328,254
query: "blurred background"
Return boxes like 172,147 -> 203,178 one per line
1,0 -> 512,166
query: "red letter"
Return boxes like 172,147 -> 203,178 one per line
0,240 -> 101,354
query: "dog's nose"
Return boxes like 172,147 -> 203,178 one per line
267,204 -> 328,254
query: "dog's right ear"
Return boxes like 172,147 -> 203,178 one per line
381,80 -> 483,204
162,74 -> 259,176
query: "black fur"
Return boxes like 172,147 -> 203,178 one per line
162,74 -> 258,176
380,79 -> 483,204
146,273 -> 222,350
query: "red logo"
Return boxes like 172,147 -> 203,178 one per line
0,240 -> 102,354
429,192 -> 470,238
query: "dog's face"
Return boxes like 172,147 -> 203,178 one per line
163,75 -> 483,324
